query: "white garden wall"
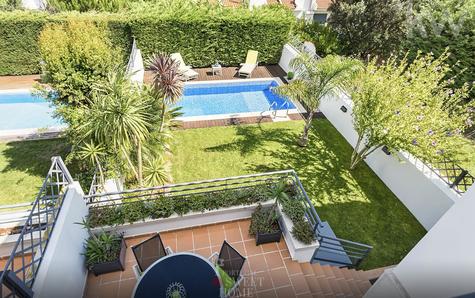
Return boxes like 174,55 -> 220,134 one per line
278,44 -> 300,74
32,182 -> 89,298
319,93 -> 460,230
365,185 -> 475,298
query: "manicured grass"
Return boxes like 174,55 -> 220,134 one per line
0,139 -> 71,205
171,119 -> 426,269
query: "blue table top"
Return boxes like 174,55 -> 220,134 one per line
133,252 -> 222,298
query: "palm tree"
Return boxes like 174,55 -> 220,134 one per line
147,53 -> 185,133
79,70 -> 151,185
78,140 -> 106,188
274,53 -> 361,146
143,156 -> 171,187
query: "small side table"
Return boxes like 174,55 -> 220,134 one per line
212,64 -> 222,76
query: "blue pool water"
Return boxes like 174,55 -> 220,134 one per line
0,90 -> 62,130
0,80 -> 294,130
178,80 -> 295,117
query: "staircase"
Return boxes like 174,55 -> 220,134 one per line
292,262 -> 386,297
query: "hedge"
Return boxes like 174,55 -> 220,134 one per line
0,5 -> 294,75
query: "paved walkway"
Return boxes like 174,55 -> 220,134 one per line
0,74 -> 41,90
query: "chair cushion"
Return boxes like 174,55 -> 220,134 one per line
239,63 -> 256,75
216,265 -> 235,294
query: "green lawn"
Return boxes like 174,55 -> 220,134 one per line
0,139 -> 71,205
0,119 -> 427,269
171,119 -> 426,269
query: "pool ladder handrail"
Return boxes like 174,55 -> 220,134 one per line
262,101 -> 291,119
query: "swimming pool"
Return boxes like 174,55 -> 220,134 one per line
0,79 -> 297,132
0,90 -> 62,131
178,79 -> 297,119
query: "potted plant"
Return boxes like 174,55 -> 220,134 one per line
80,219 -> 126,276
286,71 -> 295,81
249,180 -> 289,245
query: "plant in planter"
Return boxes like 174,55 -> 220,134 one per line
79,219 -> 126,276
249,180 -> 289,245
291,220 -> 316,245
287,71 -> 295,80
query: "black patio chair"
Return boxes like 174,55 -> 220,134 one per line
209,240 -> 246,297
131,233 -> 173,279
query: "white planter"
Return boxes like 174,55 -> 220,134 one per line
278,205 -> 319,263
92,200 -> 274,237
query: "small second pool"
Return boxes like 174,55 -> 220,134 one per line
178,79 -> 295,118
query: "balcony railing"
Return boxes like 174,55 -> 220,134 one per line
0,157 -> 73,298
85,170 -> 372,269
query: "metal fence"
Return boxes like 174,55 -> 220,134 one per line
428,159 -> 475,194
85,170 -> 372,268
0,157 -> 73,298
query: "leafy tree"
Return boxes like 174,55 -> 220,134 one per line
405,0 -> 475,100
349,52 -> 473,169
294,20 -> 340,56
328,0 -> 409,59
38,20 -> 116,123
274,53 -> 361,146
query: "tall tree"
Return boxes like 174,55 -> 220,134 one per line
405,0 -> 475,101
328,0 -> 409,59
77,70 -> 151,185
147,53 -> 184,133
274,53 -> 361,146
349,52 -> 473,169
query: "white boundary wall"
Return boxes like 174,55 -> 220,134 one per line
365,185 -> 475,298
319,94 -> 460,230
278,44 -> 300,74
32,182 -> 89,298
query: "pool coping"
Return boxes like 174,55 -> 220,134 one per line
176,77 -> 306,122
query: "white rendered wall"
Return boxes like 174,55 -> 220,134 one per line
319,94 -> 460,230
365,185 -> 475,298
32,182 -> 89,298
278,44 -> 300,74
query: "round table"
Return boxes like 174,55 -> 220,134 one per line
132,252 -> 223,298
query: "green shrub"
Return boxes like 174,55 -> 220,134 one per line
0,4 -> 294,75
281,197 -> 305,223
291,219 -> 316,245
84,231 -> 122,270
294,20 -> 340,56
249,204 -> 280,235
38,20 -> 117,107
87,185 -> 272,228
48,0 -> 128,12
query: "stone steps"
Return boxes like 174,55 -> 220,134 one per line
295,263 -> 378,297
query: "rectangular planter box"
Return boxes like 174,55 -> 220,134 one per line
256,227 -> 282,246
90,237 -> 126,276
278,205 -> 319,263
92,200 -> 274,237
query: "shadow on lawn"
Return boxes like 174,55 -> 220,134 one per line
204,119 -> 426,268
1,138 -> 71,177
204,123 -> 297,156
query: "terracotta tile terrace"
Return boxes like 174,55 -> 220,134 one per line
84,219 -> 381,298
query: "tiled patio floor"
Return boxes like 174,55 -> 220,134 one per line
84,219 -> 378,298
